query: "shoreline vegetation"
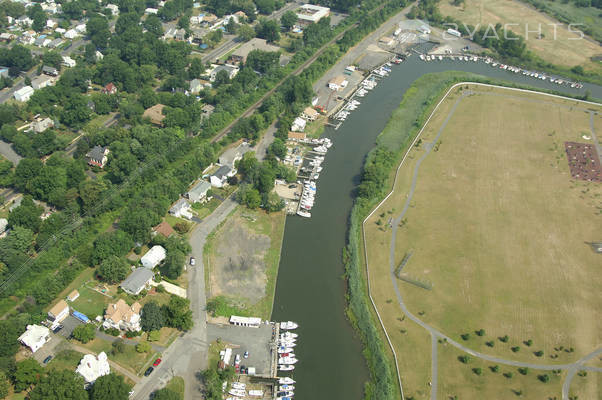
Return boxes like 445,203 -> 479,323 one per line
345,71 -> 600,400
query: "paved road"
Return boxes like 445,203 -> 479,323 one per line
131,196 -> 237,400
254,119 -> 277,161
379,89 -> 602,399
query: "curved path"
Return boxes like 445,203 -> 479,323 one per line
362,83 -> 602,400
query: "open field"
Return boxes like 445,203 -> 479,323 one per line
205,207 -> 285,319
365,84 -> 602,398
438,0 -> 602,73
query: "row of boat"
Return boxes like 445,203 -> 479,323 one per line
276,327 -> 299,399
419,53 -> 584,89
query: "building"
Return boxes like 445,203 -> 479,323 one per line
302,106 -> 318,121
142,104 -> 166,126
106,4 -> 119,15
189,79 -> 202,94
141,245 -> 166,269
201,104 -> 215,119
229,315 -> 261,328
0,67 -> 7,78
31,75 -> 56,90
209,64 -> 239,82
296,4 -> 330,24
218,142 -> 251,168
328,75 -> 348,91
186,180 -> 211,203
34,36 -> 50,47
120,268 -> 154,295
16,16 -> 33,27
47,299 -> 69,325
0,218 -> 7,234
48,38 -> 64,49
174,28 -> 186,41
153,221 -> 175,238
102,82 -> 117,94
64,29 -> 78,39
18,324 -> 50,353
103,298 -> 142,330
67,290 -> 80,302
229,38 -> 280,64
288,131 -> 306,141
42,65 -> 59,76
144,7 -> 158,14
76,352 -> 110,384
62,56 -> 76,67
31,117 -> 54,133
14,86 -> 34,102
291,117 -> 306,132
168,198 -> 192,219
46,19 -> 58,29
86,145 -> 110,168
0,33 -> 15,42
210,165 -> 235,188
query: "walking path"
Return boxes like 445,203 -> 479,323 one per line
362,83 -> 602,400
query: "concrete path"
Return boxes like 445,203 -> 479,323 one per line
131,195 -> 238,400
375,87 -> 601,399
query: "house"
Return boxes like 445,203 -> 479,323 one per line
31,75 -> 56,90
229,38 -> 279,64
201,104 -> 214,119
86,145 -> 110,168
55,27 -> 66,35
0,218 -> 8,234
42,65 -> 59,76
47,299 -> 69,325
75,23 -> 86,33
296,4 -> 330,25
209,64 -> 239,82
169,198 -> 192,219
186,180 -> 211,202
34,36 -> 50,47
15,16 -> 33,27
141,245 -> 166,269
76,352 -> 110,384
67,290 -> 80,302
95,50 -> 104,61
328,75 -> 348,91
103,299 -> 142,330
31,117 -> 54,133
291,117 -> 306,132
102,82 -> 117,95
288,131 -> 306,141
0,33 -> 15,42
210,165 -> 235,188
46,19 -> 58,29
174,28 -> 186,41
142,104 -> 166,126
14,86 -> 34,102
62,56 -> 76,67
203,13 -> 218,24
163,27 -> 177,40
48,38 -> 64,48
189,79 -> 202,94
106,4 -> 119,15
144,7 -> 158,14
219,142 -> 251,168
64,29 -> 78,39
120,268 -> 154,295
152,221 -> 175,238
18,34 -> 35,46
18,325 -> 50,353
302,106 -> 318,121
234,11 -> 247,21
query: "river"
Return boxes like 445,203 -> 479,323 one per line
270,56 -> 602,400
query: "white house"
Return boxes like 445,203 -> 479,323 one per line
291,117 -> 306,132
218,142 -> 251,168
106,4 -> 119,15
145,7 -> 158,14
328,75 -> 348,91
141,245 -> 166,269
18,324 -> 50,353
31,75 -> 56,90
14,86 -> 34,102
46,19 -> 57,29
302,106 -> 318,121
296,4 -> 330,24
64,29 -> 78,39
75,23 -> 86,33
62,56 -> 76,67
169,198 -> 192,219
209,64 -> 239,82
186,180 -> 212,203
76,352 -> 110,384
103,299 -> 142,331
210,165 -> 235,188
31,117 -> 54,133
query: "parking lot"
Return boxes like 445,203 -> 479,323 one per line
207,322 -> 275,377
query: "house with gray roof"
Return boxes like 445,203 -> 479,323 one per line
210,165 -> 235,188
186,180 -> 211,203
120,268 -> 154,295
169,198 -> 192,219
218,142 -> 251,168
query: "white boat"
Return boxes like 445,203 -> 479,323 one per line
278,357 -> 298,365
296,210 -> 311,218
438,55 -> 443,61
281,332 -> 298,339
232,382 -> 246,390
277,391 -> 295,398
279,385 -> 295,391
280,321 -> 298,330
228,389 -> 246,397
278,347 -> 295,353
279,377 -> 296,385
279,365 -> 295,371
419,54 -> 425,60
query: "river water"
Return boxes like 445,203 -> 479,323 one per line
270,56 -> 602,400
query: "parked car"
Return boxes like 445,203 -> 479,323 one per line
52,325 -> 63,333
153,358 -> 162,366
43,356 -> 52,364
243,351 -> 249,359
144,367 -> 154,376
189,257 -> 196,266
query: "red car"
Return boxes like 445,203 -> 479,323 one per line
153,358 -> 162,366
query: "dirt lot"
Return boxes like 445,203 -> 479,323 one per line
364,84 -> 602,399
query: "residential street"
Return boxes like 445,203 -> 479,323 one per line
131,196 -> 237,400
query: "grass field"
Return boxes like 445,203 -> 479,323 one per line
365,84 -> 601,398
438,0 -> 602,73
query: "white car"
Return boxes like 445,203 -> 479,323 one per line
189,257 -> 196,266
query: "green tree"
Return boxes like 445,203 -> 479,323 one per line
29,370 -> 88,400
241,187 -> 261,209
0,370 -> 9,399
136,341 -> 152,353
97,255 -> 130,284
144,14 -> 164,36
141,301 -> 164,332
280,10 -> 298,31
237,24 -> 255,41
7,196 -> 43,232
72,323 -> 96,344
163,296 -> 193,331
255,18 -> 280,42
112,339 -> 126,354
152,388 -> 180,400
90,373 -> 130,400
42,51 -> 63,69
13,358 -> 42,392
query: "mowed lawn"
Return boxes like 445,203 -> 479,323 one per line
438,0 -> 602,73
365,84 -> 601,398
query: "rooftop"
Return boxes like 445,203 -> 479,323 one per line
121,268 -> 154,294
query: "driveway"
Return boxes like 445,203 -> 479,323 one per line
0,140 -> 22,165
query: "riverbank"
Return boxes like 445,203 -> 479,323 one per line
354,72 -> 601,399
